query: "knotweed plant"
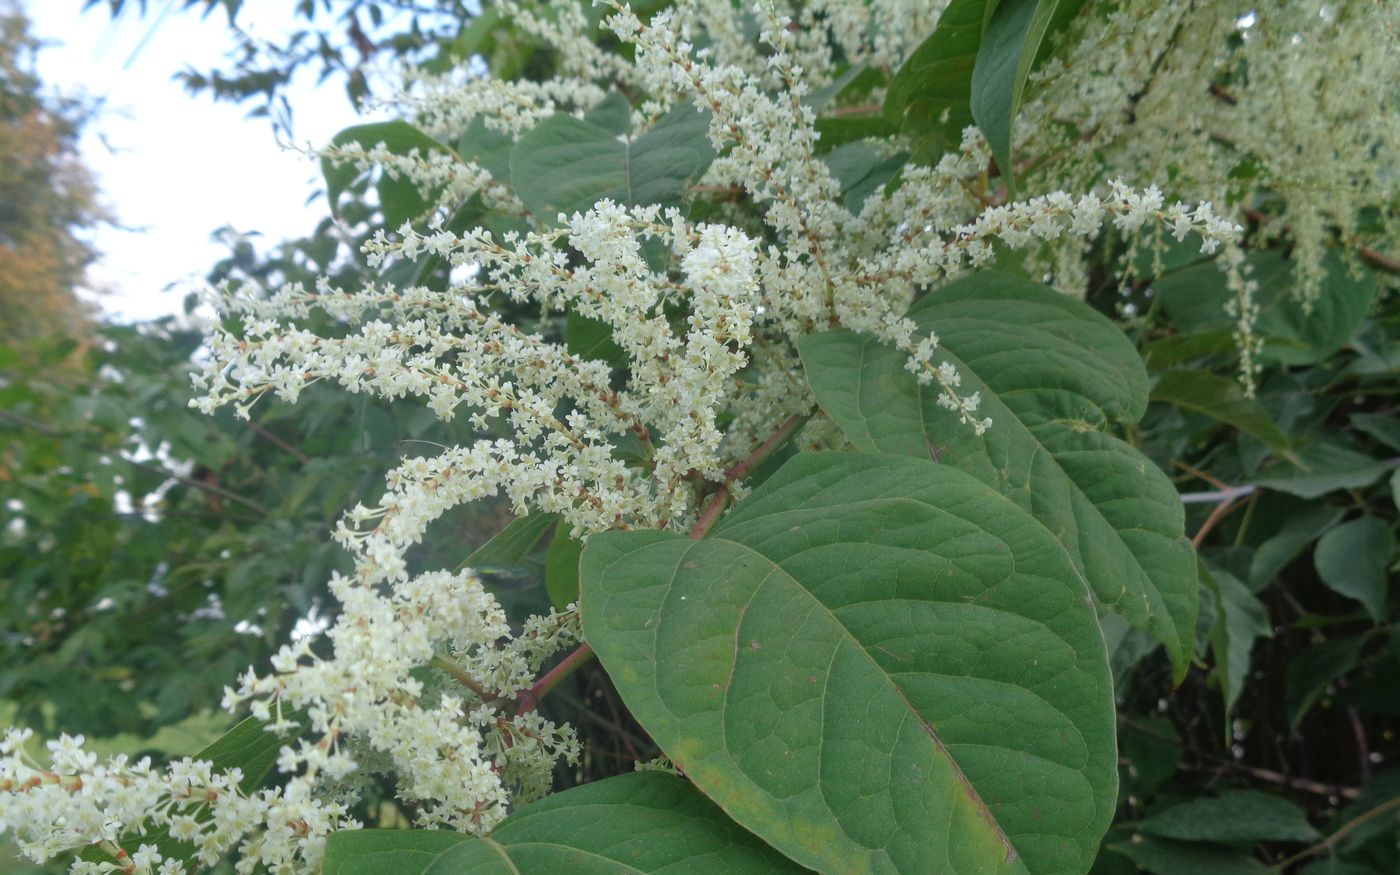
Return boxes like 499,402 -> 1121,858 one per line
3,1 -> 1394,873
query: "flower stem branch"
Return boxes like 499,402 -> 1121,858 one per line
691,411 -> 809,539
430,655 -> 495,702
516,644 -> 594,715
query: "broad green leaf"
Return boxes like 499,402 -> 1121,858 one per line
1200,562 -> 1271,725
1314,517 -> 1394,622
818,144 -> 906,212
1248,506 -> 1346,591
545,528 -> 583,611
510,103 -> 714,222
1254,441 -> 1390,499
1156,251 -> 1379,365
820,142 -> 882,194
813,115 -> 898,152
582,452 -> 1117,875
1351,412 -> 1400,452
799,273 -> 1198,680
456,117 -> 515,183
81,710 -> 306,869
882,0 -> 985,161
322,121 -> 452,219
1142,329 -> 1236,372
1135,790 -> 1318,843
465,512 -> 558,568
1150,370 -> 1294,458
971,1 -> 1086,182
567,311 -> 627,368
583,91 -> 633,135
1285,636 -> 1365,731
802,62 -> 869,111
1109,837 -> 1268,875
321,772 -> 806,874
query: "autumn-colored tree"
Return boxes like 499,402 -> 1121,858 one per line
0,6 -> 102,344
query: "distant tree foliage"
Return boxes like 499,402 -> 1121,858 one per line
87,0 -> 474,137
0,7 -> 103,344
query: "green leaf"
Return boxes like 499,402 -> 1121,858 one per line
582,452 -> 1117,875
818,143 -> 906,212
510,103 -> 714,222
321,772 -> 806,874
1135,789 -> 1319,843
545,528 -> 583,611
971,1 -> 1086,183
883,0 -> 985,161
1314,517 -> 1394,622
1109,837 -> 1268,875
566,311 -> 627,368
583,91 -> 633,135
1155,251 -> 1379,365
456,117 -> 515,183
1200,562 -> 1271,725
322,121 -> 451,219
813,115 -> 899,152
1142,329 -> 1237,372
1248,506 -> 1346,591
1150,370 -> 1294,458
1351,412 -> 1400,452
1286,636 -> 1365,731
466,513 -> 558,568
802,62 -> 869,111
799,272 -> 1198,680
1254,441 -> 1391,499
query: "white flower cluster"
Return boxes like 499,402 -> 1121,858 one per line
1020,0 -> 1400,384
0,729 -> 352,874
5,0 -> 1277,870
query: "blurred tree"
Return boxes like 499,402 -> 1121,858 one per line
0,6 -> 104,345
85,0 -> 477,138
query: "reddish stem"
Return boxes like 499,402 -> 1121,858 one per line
516,643 -> 594,715
689,488 -> 730,539
690,412 -> 808,540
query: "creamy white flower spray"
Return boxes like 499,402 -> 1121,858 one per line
22,0 -> 1387,869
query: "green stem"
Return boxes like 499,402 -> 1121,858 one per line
430,655 -> 495,701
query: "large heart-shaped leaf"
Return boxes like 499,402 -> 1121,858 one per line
582,453 -> 1117,875
322,772 -> 805,874
799,273 -> 1197,679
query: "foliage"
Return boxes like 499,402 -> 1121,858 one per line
3,1 -> 1399,874
86,0 -> 486,136
0,7 -> 103,345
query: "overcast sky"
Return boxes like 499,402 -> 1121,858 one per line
26,2 -> 383,321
